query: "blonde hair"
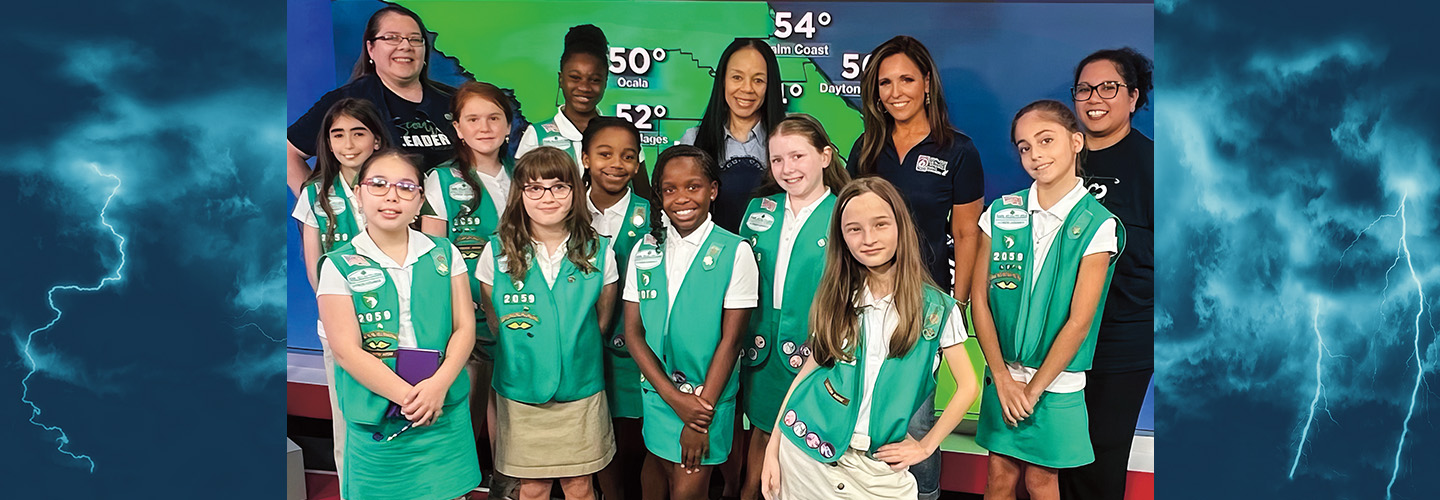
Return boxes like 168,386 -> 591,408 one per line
808,177 -> 936,364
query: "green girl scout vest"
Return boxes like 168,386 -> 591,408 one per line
986,189 -> 1124,372
324,234 -> 468,426
432,158 -> 514,351
488,234 -> 612,404
633,227 -> 744,403
738,193 -> 835,370
534,117 -> 580,162
305,178 -> 362,253
603,194 -> 653,355
779,286 -> 955,462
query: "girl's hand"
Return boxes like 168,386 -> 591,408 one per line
401,377 -> 447,426
679,426 -> 709,474
665,393 -> 715,433
994,376 -> 1032,426
874,436 -> 933,471
1022,383 -> 1045,415
760,442 -> 782,499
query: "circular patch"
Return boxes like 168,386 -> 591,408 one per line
819,442 -> 835,459
633,248 -> 663,270
783,410 -> 797,427
800,345 -> 812,357
327,196 -> 348,215
748,348 -> 759,360
789,355 -> 803,369
782,341 -> 796,355
792,421 -> 807,437
754,335 -> 767,349
993,207 -> 1030,231
805,432 -> 821,449
345,268 -> 386,293
632,214 -> 646,227
672,371 -> 687,384
817,238 -> 826,247
612,336 -> 625,348
746,212 -> 775,232
448,181 -> 475,201
679,383 -> 694,394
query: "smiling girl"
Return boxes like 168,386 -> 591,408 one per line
475,146 -> 620,500
623,145 -> 758,500
759,177 -> 978,500
736,114 -> 851,500
517,25 -> 610,172
971,100 -> 1123,500
317,149 -> 480,500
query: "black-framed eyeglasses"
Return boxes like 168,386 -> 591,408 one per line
360,177 -> 424,200
371,34 -> 426,47
1071,81 -> 1129,101
522,183 -> 573,200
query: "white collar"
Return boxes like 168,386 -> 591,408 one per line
553,106 -> 584,141
856,284 -> 895,310
667,214 -> 715,248
585,187 -> 632,220
785,188 -> 831,218
532,234 -> 571,261
351,228 -> 436,268
1026,178 -> 1089,220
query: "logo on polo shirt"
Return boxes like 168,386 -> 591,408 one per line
915,154 -> 949,176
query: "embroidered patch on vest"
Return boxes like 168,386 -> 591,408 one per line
434,251 -> 449,276
361,330 -> 399,357
1002,194 -> 1024,206
702,243 -> 723,270
322,195 -> 348,215
633,247 -> 663,270
542,123 -> 559,133
632,206 -> 647,228
805,432 -> 821,449
922,303 -> 943,340
361,292 -> 379,309
819,442 -> 835,459
500,311 -> 539,330
346,268 -> 386,293
753,335 -> 766,349
823,378 -> 850,406
761,198 -> 777,212
342,254 -> 370,266
448,181 -> 474,201
792,420 -> 808,437
783,409 -> 797,426
746,212 -> 775,232
1003,235 -> 1015,249
994,207 -> 1029,230
782,341 -> 797,355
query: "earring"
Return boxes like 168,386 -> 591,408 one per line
369,59 -> 374,64
925,92 -> 930,105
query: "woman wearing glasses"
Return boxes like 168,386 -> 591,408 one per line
844,35 -> 985,500
1059,47 -> 1154,500
288,5 -> 461,195
317,149 -> 481,500
516,25 -> 611,174
474,146 -> 620,500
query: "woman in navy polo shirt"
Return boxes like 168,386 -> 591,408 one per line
844,35 -> 984,500
288,5 -> 460,195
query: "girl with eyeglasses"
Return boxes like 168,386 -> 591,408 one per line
292,97 -> 389,494
516,25 -> 611,174
288,5 -> 460,195
1060,47 -> 1154,500
972,100 -> 1123,500
474,146 -> 620,500
622,145 -> 759,500
316,149 -> 481,500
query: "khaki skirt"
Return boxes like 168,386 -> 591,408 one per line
494,391 -> 616,478
777,435 -> 918,499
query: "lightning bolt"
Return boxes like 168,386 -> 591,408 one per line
19,163 -> 125,473
234,305 -> 285,343
1290,297 -> 1333,479
1387,193 -> 1425,500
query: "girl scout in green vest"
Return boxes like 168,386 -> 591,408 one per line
420,81 -> 515,477
579,117 -> 651,500
622,145 -> 759,500
737,114 -> 851,500
759,177 -> 979,500
474,146 -> 620,500
316,149 -> 481,500
971,100 -> 1123,500
292,97 -> 389,496
516,24 -> 609,172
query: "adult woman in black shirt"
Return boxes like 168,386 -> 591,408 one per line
287,5 -> 459,195
1059,47 -> 1154,500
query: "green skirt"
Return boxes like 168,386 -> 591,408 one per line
740,353 -> 796,432
975,375 -> 1093,469
604,350 -> 644,419
641,386 -> 736,465
343,401 -> 482,500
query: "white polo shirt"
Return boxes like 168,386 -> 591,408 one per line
586,188 -> 633,238
771,190 -> 830,309
317,229 -> 468,347
422,166 -> 510,221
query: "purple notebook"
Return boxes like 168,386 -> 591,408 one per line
385,347 -> 441,418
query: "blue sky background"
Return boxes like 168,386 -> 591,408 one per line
1,0 -> 285,495
1156,0 -> 1439,498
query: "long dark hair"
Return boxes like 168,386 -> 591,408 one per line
498,147 -> 599,281
450,81 -> 513,214
753,114 -> 852,198
349,5 -> 436,84
1073,47 -> 1154,115
855,36 -> 956,176
692,39 -> 785,164
306,98 -> 389,251
647,145 -> 720,245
